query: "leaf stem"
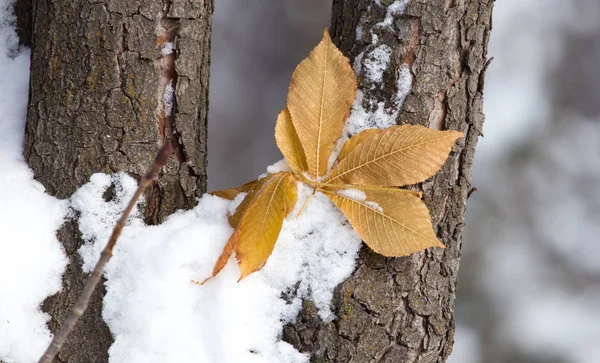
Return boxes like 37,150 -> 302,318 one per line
296,186 -> 318,218
37,140 -> 173,363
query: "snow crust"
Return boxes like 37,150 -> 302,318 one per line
70,173 -> 361,363
0,2 -> 69,362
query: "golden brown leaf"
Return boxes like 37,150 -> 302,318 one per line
323,187 -> 443,256
203,179 -> 265,284
325,125 -> 463,187
206,173 -> 297,282
234,173 -> 297,280
228,178 -> 267,228
287,28 -> 357,179
210,179 -> 259,201
336,129 -> 384,163
275,108 -> 309,174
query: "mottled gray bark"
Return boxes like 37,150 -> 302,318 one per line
22,0 -> 213,361
284,1 -> 493,362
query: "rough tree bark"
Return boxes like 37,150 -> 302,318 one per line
283,1 -> 493,362
21,0 -> 213,361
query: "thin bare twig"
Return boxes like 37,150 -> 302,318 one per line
467,186 -> 478,199
38,140 -> 173,363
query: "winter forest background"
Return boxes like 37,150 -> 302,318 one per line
208,1 -> 600,363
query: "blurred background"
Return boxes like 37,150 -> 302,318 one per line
208,1 -> 600,363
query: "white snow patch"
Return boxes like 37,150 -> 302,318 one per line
336,189 -> 382,212
71,173 -> 143,273
337,188 -> 366,202
344,63 -> 412,138
161,41 -> 174,55
362,45 -> 392,84
394,64 -> 413,106
365,201 -> 383,212
228,192 -> 247,216
266,158 -> 291,174
0,1 -> 69,362
355,26 -> 363,40
163,81 -> 174,117
71,174 -> 361,363
380,0 -> 408,27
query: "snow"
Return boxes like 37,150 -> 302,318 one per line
379,0 -> 408,27
266,158 -> 291,174
337,188 -> 366,202
362,45 -> 391,84
161,41 -> 174,55
0,1 -> 69,362
342,1 -> 413,139
336,188 -> 383,212
162,81 -> 174,117
69,173 -> 361,363
365,201 -> 383,212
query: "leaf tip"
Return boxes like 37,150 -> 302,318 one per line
192,277 -> 210,285
237,265 -> 256,282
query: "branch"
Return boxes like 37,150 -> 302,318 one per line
38,140 -> 173,363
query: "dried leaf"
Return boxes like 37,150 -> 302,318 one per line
287,28 -> 357,179
275,108 -> 309,174
336,129 -> 383,162
228,178 -> 267,228
210,179 -> 259,201
326,125 -> 463,187
234,173 -> 297,280
323,187 -> 443,256
207,173 -> 297,282
204,30 -> 463,283
204,179 -> 265,283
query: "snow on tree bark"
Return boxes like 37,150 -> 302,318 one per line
283,1 -> 493,362
21,0 -> 213,361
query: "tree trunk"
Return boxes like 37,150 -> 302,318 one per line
283,1 -> 492,362
22,0 -> 213,361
